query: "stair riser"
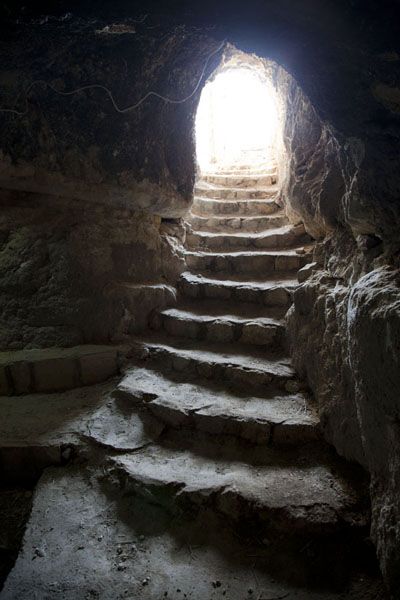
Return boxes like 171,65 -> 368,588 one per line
109,464 -> 342,536
187,214 -> 288,233
186,231 -> 307,251
146,347 -> 293,392
151,405 -> 319,445
192,198 -> 279,217
158,314 -> 283,348
194,187 -> 277,200
179,279 -> 294,307
201,174 -> 277,187
185,253 -> 308,275
114,391 -> 319,446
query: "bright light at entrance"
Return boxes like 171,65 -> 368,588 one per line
195,68 -> 280,173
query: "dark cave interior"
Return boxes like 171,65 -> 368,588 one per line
0,1 -> 399,598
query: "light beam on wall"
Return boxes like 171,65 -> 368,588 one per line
195,67 -> 279,174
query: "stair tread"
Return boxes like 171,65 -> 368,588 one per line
189,224 -> 294,239
116,367 -> 317,427
184,247 -> 308,258
193,195 -> 278,204
181,270 -> 298,286
160,303 -> 284,324
196,183 -> 279,194
110,445 -> 362,519
136,332 -> 293,376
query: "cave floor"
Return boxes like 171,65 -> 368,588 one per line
0,380 -> 388,600
0,166 -> 389,598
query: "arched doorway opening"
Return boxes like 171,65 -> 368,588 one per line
195,66 -> 280,176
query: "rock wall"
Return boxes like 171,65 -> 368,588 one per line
0,18 -> 222,348
0,189 -> 180,349
279,58 -> 400,594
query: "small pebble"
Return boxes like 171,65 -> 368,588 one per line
61,447 -> 72,461
34,547 -> 45,558
117,548 -> 123,555
117,563 -> 126,572
97,536 -> 103,542
212,581 -> 222,589
248,588 -> 254,594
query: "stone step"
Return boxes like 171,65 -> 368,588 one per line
179,271 -> 297,306
191,196 -> 279,217
184,248 -> 310,275
115,367 -> 319,445
187,212 -> 289,233
136,334 -> 297,391
0,345 -> 121,395
109,446 -> 366,535
200,172 -> 277,188
194,183 -> 279,201
154,304 -> 284,347
186,224 -> 307,251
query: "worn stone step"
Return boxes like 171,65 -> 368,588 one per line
109,446 -> 366,535
136,334 -> 297,391
184,248 -> 310,275
115,367 -> 319,445
0,345 -> 122,395
194,182 -> 279,200
186,224 -> 307,251
179,271 -> 297,306
191,196 -> 279,217
187,212 -> 289,233
3,466 -> 371,600
200,172 -> 277,188
154,305 -> 284,347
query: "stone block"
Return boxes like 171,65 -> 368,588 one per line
207,321 -> 235,343
79,351 -> 118,386
33,357 -> 79,392
10,361 -> 32,394
240,323 -> 277,346
297,262 -> 318,283
0,365 -> 12,395
275,255 -> 301,271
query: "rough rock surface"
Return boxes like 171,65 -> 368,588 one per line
0,189 -> 180,348
0,1 -> 399,594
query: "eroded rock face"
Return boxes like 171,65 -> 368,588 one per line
0,20 -> 223,217
287,234 -> 400,591
0,189 -> 180,348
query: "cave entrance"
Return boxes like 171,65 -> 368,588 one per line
195,62 -> 281,177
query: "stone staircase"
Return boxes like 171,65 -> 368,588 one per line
110,165 -> 370,543
0,166 -> 382,599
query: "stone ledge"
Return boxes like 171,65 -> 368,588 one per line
0,345 -> 122,395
